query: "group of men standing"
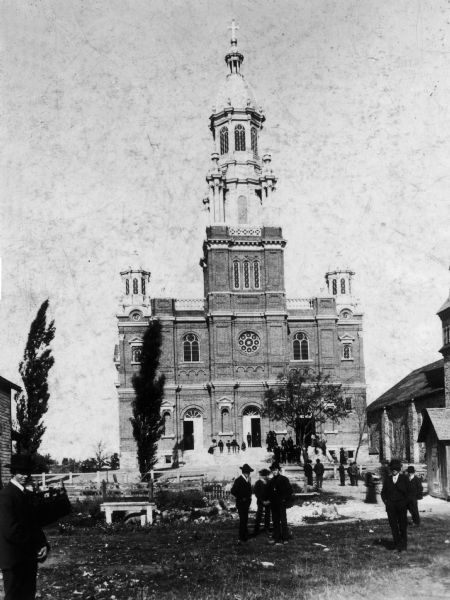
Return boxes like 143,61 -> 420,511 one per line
380,459 -> 423,552
230,462 -> 293,546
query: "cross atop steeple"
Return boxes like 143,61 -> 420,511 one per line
228,19 -> 239,43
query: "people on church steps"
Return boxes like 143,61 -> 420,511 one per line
313,458 -> 324,490
231,464 -> 254,544
381,459 -> 411,552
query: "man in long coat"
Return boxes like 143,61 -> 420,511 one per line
265,462 -> 293,545
0,454 -> 49,599
230,463 -> 254,544
252,468 -> 271,535
406,465 -> 423,526
381,459 -> 411,552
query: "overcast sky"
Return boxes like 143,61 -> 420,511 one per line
1,0 -> 449,460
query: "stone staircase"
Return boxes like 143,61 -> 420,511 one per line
179,446 -> 272,481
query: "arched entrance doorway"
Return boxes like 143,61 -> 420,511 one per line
242,406 -> 261,447
183,408 -> 203,451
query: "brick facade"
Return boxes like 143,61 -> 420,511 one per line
116,27 -> 367,471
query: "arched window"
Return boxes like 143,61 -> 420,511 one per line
293,332 -> 309,361
332,279 -> 337,295
238,195 -> 248,223
221,408 -> 230,431
131,346 -> 142,363
220,126 -> 229,155
342,344 -> 352,360
133,278 -> 139,294
163,411 -> 173,436
340,278 -> 346,294
251,127 -> 258,157
141,277 -> 146,295
235,125 -> 246,151
183,333 -> 199,362
185,408 -> 202,419
233,261 -> 240,289
243,261 -> 250,288
125,279 -> 129,295
253,261 -> 260,289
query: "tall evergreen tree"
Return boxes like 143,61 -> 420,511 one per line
131,319 -> 165,478
15,299 -> 55,456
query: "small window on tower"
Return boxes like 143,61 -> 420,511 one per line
125,279 -> 130,295
332,279 -> 337,295
253,262 -> 260,289
235,125 -> 246,151
220,126 -> 229,155
133,278 -> 139,294
340,278 -> 346,294
243,261 -> 250,288
233,261 -> 240,289
141,277 -> 146,295
251,127 -> 258,157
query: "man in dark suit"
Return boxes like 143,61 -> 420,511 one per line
406,465 -> 423,526
252,468 -> 271,536
0,454 -> 49,599
381,459 -> 411,552
230,463 -> 254,544
265,462 -> 293,545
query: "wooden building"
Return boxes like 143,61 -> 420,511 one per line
0,375 -> 20,487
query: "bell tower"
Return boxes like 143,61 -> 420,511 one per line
202,21 -> 285,318
206,20 -> 276,226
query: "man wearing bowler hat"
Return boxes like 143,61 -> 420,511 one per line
381,459 -> 411,552
406,465 -> 423,526
230,463 -> 254,544
265,462 -> 293,545
252,468 -> 271,536
0,454 -> 49,599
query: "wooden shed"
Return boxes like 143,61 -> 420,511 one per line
418,408 -> 450,500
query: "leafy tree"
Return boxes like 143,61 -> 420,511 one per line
263,369 -> 351,450
131,319 -> 165,479
15,299 -> 55,456
93,440 -> 110,470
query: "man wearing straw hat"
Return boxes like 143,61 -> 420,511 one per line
0,454 -> 49,599
230,463 -> 254,544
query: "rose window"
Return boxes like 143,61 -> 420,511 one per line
238,331 -> 260,354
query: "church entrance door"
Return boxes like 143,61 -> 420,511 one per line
251,417 -> 261,448
242,407 -> 261,447
183,409 -> 203,451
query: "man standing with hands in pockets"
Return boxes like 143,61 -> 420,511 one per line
0,454 -> 49,599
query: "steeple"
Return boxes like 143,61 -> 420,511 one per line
205,21 -> 277,226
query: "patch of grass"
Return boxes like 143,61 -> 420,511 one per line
37,515 -> 450,599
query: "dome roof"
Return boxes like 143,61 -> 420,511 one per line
214,73 -> 258,113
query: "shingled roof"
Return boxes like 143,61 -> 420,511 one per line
418,408 -> 450,442
368,359 -> 444,413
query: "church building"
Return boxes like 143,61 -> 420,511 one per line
115,24 -> 367,471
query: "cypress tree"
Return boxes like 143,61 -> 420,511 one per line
131,319 -> 165,478
15,299 -> 55,456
